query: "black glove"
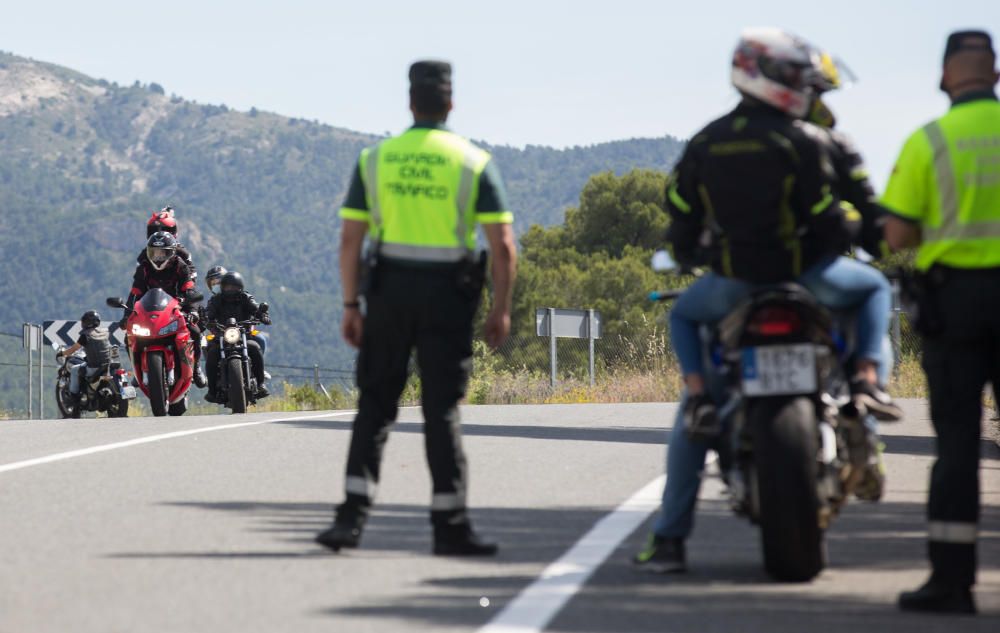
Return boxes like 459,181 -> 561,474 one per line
260,314 -> 272,325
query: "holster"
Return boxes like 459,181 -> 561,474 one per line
898,267 -> 946,338
456,251 -> 488,300
359,245 -> 381,298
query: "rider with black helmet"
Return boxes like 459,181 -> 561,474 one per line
205,266 -> 228,295
126,231 -> 207,387
57,310 -> 113,404
204,271 -> 272,402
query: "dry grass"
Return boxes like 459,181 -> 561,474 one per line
888,355 -> 928,399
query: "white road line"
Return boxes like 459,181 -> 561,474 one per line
477,474 -> 667,633
0,411 -> 354,474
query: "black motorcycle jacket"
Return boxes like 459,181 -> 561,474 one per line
665,100 -> 852,284
129,257 -> 197,307
823,128 -> 890,258
206,291 -> 264,324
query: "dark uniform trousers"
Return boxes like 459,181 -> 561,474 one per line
341,264 -> 478,527
921,267 -> 1000,587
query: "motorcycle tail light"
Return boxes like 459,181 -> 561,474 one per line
747,306 -> 801,336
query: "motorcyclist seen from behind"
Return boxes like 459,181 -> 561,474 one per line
127,231 -> 207,388
634,28 -> 901,573
204,271 -> 271,402
57,310 -> 113,406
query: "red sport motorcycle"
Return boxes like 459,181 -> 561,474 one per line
107,288 -> 201,417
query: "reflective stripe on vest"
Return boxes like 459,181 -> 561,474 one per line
923,120 -> 1000,242
928,520 -> 977,544
363,130 -> 487,263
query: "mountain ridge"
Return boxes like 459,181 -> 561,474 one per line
0,50 -> 684,410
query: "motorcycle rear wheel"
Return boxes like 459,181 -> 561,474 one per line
108,398 -> 129,418
752,396 -> 825,582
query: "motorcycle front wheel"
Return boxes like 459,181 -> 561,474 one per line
147,352 -> 168,417
227,357 -> 247,414
55,380 -> 79,419
752,396 -> 825,582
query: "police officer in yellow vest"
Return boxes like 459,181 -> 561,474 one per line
316,60 -> 518,556
884,30 -> 1000,614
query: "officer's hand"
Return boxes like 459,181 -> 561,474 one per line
342,308 -> 363,349
484,307 -> 511,351
260,314 -> 272,326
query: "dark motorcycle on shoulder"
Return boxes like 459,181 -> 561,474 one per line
55,346 -> 135,419
204,308 -> 267,414
650,250 -> 878,582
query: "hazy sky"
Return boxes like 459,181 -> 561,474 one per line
2,0 -> 999,187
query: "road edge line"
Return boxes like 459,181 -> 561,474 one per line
0,411 -> 354,474
476,474 -> 666,633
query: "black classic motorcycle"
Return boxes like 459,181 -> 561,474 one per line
650,251 -> 876,582
55,346 -> 135,419
204,311 -> 267,414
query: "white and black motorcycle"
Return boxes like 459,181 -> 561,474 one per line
55,346 -> 135,419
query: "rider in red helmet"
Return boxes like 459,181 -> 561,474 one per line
142,206 -> 196,273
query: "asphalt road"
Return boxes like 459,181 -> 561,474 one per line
0,400 -> 997,632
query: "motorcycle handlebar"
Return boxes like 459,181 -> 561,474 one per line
649,290 -> 684,302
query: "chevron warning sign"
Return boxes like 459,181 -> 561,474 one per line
42,321 -> 127,350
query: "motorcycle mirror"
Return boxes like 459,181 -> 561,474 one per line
651,250 -> 678,273
106,297 -> 126,309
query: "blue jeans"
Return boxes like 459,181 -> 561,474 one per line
669,255 -> 891,378
653,256 -> 892,540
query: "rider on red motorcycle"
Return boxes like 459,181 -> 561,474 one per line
141,206 -> 196,277
126,232 -> 207,388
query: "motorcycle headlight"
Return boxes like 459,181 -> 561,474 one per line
158,320 -> 180,336
131,324 -> 151,337
223,327 -> 242,345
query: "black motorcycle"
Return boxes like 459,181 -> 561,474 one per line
204,314 -> 266,414
55,346 -> 135,419
651,251 -> 875,582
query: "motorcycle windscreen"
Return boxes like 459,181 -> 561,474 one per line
139,288 -> 174,312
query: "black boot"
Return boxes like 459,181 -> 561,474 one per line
433,523 -> 498,557
193,364 -> 207,389
315,507 -> 366,552
899,578 -> 976,614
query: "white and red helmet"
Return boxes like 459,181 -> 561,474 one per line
731,28 -> 849,118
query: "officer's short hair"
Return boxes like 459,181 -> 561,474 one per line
409,60 -> 452,116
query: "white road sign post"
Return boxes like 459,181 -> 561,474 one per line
535,308 -> 602,388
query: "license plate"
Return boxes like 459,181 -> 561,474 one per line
120,386 -> 137,400
741,344 -> 817,396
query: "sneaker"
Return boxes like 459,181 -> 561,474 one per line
850,379 -> 903,422
684,394 -> 720,441
855,440 -> 886,502
899,578 -> 976,614
633,535 -> 686,573
433,524 -> 498,557
315,515 -> 365,552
